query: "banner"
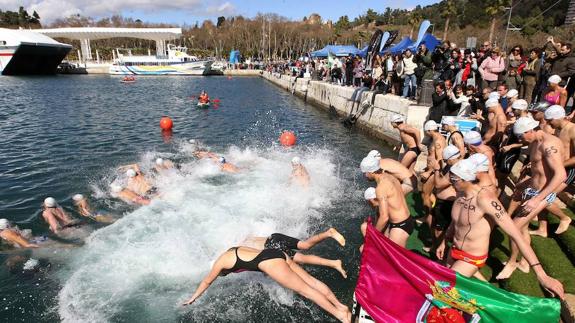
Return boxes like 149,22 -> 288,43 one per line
355,223 -> 560,323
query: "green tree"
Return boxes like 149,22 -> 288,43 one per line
407,10 -> 423,39
334,15 -> 351,33
485,0 -> 510,44
366,9 -> 378,24
441,0 -> 457,40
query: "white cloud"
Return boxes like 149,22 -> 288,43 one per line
0,0 -> 236,23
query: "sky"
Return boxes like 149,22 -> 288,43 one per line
1,0 -> 438,25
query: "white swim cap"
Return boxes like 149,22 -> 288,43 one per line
485,98 -> 499,108
548,75 -> 561,84
126,169 -> 137,178
110,184 -> 123,193
512,99 -> 528,111
488,92 -> 500,100
155,158 -> 164,166
513,117 -> 539,135
544,105 -> 566,120
441,116 -> 456,126
424,120 -> 439,131
72,194 -> 84,202
189,139 -> 197,144
506,89 -> 518,98
391,114 -> 405,123
364,187 -> 376,200
360,155 -> 380,173
219,156 -> 226,164
0,218 -> 9,230
367,150 -> 381,159
44,197 -> 57,208
450,159 -> 478,182
463,131 -> 482,145
442,145 -> 461,160
291,157 -> 301,165
468,153 -> 490,172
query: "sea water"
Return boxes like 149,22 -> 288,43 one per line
0,75 -> 393,322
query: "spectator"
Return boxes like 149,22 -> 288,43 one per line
506,45 -> 525,90
478,47 -> 506,89
432,41 -> 451,80
353,57 -> 364,87
549,42 -> 575,101
448,85 -> 471,117
414,43 -> 433,87
496,83 -> 510,111
543,75 -> 568,107
345,56 -> 354,86
428,82 -> 448,122
520,48 -> 541,103
392,54 -> 403,95
402,49 -> 418,100
443,49 -> 462,83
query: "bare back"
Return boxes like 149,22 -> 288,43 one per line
529,132 -> 564,191
379,158 -> 413,181
375,174 -> 410,223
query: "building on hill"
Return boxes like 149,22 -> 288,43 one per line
306,13 -> 322,25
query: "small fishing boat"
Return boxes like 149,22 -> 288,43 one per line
120,76 -> 136,83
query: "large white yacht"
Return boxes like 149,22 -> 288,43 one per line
109,44 -> 212,75
0,28 -> 72,75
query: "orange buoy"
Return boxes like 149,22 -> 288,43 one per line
160,116 -> 173,130
279,131 -> 297,147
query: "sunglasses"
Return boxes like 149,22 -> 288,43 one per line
449,175 -> 462,183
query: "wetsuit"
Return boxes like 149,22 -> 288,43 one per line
264,233 -> 300,257
220,247 -> 286,276
385,216 -> 415,235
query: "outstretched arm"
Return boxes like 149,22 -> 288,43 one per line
375,187 -> 389,232
480,196 -> 564,299
0,230 -> 38,248
183,258 -> 225,305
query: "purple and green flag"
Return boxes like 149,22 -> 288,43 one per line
355,223 -> 560,322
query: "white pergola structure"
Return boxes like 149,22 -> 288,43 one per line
37,27 -> 182,61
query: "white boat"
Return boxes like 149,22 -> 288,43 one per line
109,45 -> 212,75
0,28 -> 72,75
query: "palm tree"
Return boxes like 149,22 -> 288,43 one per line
441,0 -> 457,41
485,0 -> 510,44
407,11 -> 423,39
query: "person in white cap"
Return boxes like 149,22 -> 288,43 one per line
118,163 -> 156,196
390,114 -> 424,171
366,150 -> 417,194
463,130 -> 495,164
72,194 -> 115,224
424,120 -> 446,165
496,116 -> 567,280
425,145 -> 461,251
110,184 -> 150,206
543,75 -> 567,107
436,159 -> 565,299
510,99 -> 529,118
290,156 -> 310,187
0,218 -> 40,248
504,88 -> 519,116
468,153 -> 498,194
359,187 -> 380,252
154,158 -> 176,173
194,149 -> 239,173
41,197 -> 76,234
441,116 -> 465,158
483,98 -> 506,148
360,154 -> 414,247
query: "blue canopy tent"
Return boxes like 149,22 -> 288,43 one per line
407,33 -> 440,52
229,50 -> 240,64
358,46 -> 369,58
310,45 -> 360,57
383,37 -> 413,54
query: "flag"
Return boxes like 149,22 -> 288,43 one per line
355,223 -> 560,323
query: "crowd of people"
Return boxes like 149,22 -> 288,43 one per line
266,36 -> 574,115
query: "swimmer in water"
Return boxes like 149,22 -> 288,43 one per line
182,246 -> 351,323
154,158 -> 176,172
119,164 -> 157,197
72,194 -> 116,223
289,157 -> 310,187
241,228 -> 347,278
0,218 -> 40,248
194,149 -> 239,173
110,184 -> 150,206
41,197 -> 77,234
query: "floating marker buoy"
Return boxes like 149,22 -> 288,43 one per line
279,131 -> 297,147
160,116 -> 173,130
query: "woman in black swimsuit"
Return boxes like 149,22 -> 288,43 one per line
182,246 -> 351,322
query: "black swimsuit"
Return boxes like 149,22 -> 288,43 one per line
408,146 -> 421,156
386,216 -> 415,235
220,247 -> 286,276
264,233 -> 301,257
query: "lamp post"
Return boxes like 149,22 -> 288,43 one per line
502,4 -> 513,52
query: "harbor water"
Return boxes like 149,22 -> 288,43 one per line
0,75 -> 399,322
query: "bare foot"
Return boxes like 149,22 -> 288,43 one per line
333,259 -> 348,279
555,218 -> 572,235
517,259 -> 530,273
329,228 -> 346,247
529,229 -> 548,238
496,261 -> 517,280
338,308 -> 351,323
